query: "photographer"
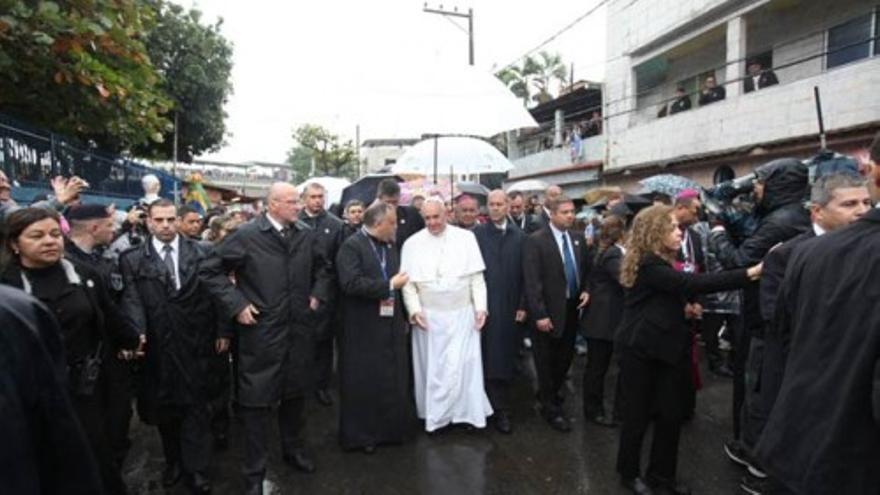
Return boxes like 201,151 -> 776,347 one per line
709,158 -> 810,477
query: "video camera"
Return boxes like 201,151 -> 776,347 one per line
702,172 -> 758,243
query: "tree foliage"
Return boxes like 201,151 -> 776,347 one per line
0,0 -> 172,151
288,124 -> 357,181
495,51 -> 568,106
134,1 -> 233,162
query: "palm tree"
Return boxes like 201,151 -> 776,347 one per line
530,51 -> 568,104
495,65 -> 531,107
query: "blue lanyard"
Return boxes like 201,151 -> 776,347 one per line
361,230 -> 388,282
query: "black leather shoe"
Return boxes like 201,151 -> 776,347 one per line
647,476 -> 691,495
546,415 -> 571,432
588,414 -> 619,428
620,476 -> 654,495
284,449 -> 316,473
363,445 -> 376,455
162,462 -> 182,488
187,472 -> 212,494
493,411 -> 512,434
315,389 -> 334,407
213,433 -> 228,452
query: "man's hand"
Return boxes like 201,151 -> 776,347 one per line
309,296 -> 320,311
410,312 -> 428,330
747,263 -> 763,280
577,291 -> 590,309
514,310 -> 527,323
390,272 -> 409,290
135,334 -> 146,358
535,318 -> 554,333
236,304 -> 260,325
50,175 -> 86,205
475,310 -> 487,331
215,338 -> 230,354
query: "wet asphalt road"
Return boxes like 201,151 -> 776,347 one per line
123,348 -> 746,495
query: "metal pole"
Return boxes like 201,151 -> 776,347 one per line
813,86 -> 827,150
173,111 -> 179,205
468,8 -> 474,66
433,135 -> 439,185
355,124 -> 361,178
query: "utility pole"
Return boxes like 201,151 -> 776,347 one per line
173,111 -> 179,205
423,3 -> 474,66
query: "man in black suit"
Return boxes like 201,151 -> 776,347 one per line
523,195 -> 590,432
698,75 -> 726,106
527,185 -> 562,234
669,87 -> 692,115
376,179 -> 425,250
743,61 -> 779,93
507,191 -> 534,232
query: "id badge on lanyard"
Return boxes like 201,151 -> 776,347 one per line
365,230 -> 395,318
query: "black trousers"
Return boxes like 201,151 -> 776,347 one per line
72,390 -> 127,495
157,404 -> 212,476
486,378 -> 510,414
742,337 -> 767,449
733,318 -> 751,441
582,338 -> 621,418
240,397 -> 305,490
103,356 -> 134,466
207,353 -> 231,439
314,336 -> 334,391
532,300 -> 578,418
616,351 -> 691,482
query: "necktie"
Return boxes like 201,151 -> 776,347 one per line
162,244 -> 177,287
561,232 -> 578,298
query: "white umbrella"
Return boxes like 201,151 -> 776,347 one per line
348,64 -> 538,138
505,179 -> 549,193
298,176 -> 351,208
391,137 -> 514,179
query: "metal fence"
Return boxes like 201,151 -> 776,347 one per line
0,113 -> 181,205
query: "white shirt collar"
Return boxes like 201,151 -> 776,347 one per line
549,222 -> 566,239
494,219 -> 508,231
812,223 -> 826,237
266,213 -> 286,232
152,234 -> 179,254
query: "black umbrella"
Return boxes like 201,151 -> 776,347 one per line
340,174 -> 404,208
588,193 -> 651,214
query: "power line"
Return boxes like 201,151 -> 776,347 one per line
499,0 -> 610,71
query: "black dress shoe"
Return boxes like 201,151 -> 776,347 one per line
213,433 -> 228,452
493,411 -> 512,434
588,414 -> 619,428
647,476 -> 691,495
363,445 -> 376,455
315,389 -> 334,406
546,415 -> 571,432
162,462 -> 182,488
620,476 -> 654,495
187,472 -> 212,494
284,449 -> 316,473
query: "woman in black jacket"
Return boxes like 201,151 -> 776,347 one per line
1,207 -> 139,495
580,214 -> 627,426
615,205 -> 761,495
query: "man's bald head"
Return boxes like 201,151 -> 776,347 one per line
543,185 -> 562,207
266,182 -> 299,225
487,189 -> 509,224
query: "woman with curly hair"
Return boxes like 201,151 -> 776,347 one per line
615,205 -> 761,495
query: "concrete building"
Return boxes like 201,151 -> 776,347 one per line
602,0 -> 880,189
360,138 -> 419,174
505,82 -> 606,198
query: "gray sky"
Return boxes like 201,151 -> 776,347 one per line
178,0 -> 607,164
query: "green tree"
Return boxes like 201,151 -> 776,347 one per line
0,0 -> 172,151
285,145 -> 313,184
530,51 -> 568,104
135,1 -> 234,162
290,124 -> 357,180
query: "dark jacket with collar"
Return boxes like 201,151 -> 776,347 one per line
743,70 -> 779,93
615,254 -> 749,365
395,205 -> 425,250
119,235 -> 229,420
65,239 -> 124,301
580,245 -> 625,341
523,225 -> 591,338
198,213 -> 333,406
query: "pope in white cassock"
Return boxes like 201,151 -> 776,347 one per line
400,197 -> 494,432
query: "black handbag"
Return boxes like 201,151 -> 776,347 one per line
69,341 -> 103,397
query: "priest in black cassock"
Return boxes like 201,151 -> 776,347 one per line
473,190 -> 527,434
754,136 -> 880,495
335,201 -> 412,454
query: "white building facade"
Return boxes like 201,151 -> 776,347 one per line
603,0 -> 880,188
360,138 -> 419,174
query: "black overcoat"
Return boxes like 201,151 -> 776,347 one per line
335,231 -> 410,449
755,209 -> 880,494
473,222 -> 526,380
119,236 -> 229,423
199,214 -> 333,407
580,245 -> 625,341
300,209 -> 345,340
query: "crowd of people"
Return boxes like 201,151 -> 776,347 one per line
1,132 -> 879,495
